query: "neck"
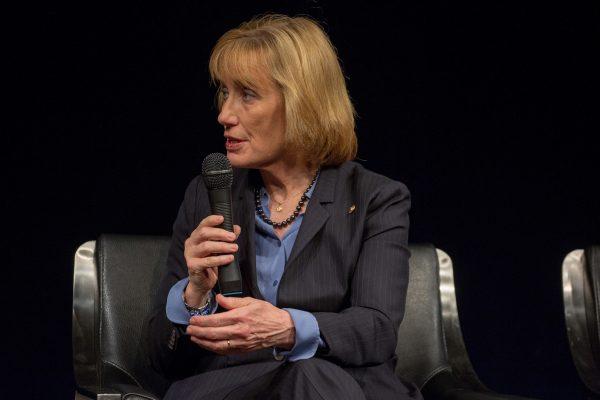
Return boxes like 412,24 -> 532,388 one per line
259,158 -> 317,200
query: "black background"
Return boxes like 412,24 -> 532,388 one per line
7,1 -> 599,399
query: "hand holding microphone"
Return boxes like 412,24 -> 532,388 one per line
183,215 -> 241,307
184,153 -> 244,304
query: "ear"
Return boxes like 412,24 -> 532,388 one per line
216,294 -> 254,310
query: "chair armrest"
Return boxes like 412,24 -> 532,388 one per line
436,249 -> 488,391
112,383 -> 160,400
432,251 -> 540,400
563,248 -> 600,395
75,390 -> 95,400
75,387 -> 121,399
422,371 -> 539,400
75,384 -> 160,400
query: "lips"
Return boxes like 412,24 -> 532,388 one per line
225,137 -> 247,151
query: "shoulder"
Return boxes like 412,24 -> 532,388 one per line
182,174 -> 204,199
181,168 -> 251,208
334,161 -> 410,204
179,175 -> 210,221
327,161 -> 410,239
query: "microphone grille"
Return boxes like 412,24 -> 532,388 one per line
201,153 -> 233,190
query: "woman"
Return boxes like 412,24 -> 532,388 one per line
143,14 -> 419,400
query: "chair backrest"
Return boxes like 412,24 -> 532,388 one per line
562,245 -> 600,395
395,244 -> 451,388
72,236 -> 461,395
73,234 -> 171,396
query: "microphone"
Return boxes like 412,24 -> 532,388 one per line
201,153 -> 243,297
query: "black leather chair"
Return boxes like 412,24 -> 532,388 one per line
562,246 -> 600,399
73,235 -> 537,399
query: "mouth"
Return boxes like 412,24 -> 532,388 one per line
225,137 -> 247,151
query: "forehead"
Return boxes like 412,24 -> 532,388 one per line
217,70 -> 274,93
212,45 -> 275,90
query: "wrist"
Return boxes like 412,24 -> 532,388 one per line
279,309 -> 296,350
184,283 -> 210,308
183,289 -> 212,317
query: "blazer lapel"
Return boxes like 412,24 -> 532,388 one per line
285,166 -> 337,269
233,169 -> 264,300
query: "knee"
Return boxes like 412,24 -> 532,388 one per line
287,358 -> 318,370
283,358 -> 366,399
285,358 -> 333,376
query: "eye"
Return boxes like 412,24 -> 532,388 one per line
242,89 -> 257,101
220,88 -> 229,99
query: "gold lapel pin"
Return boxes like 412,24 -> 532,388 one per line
348,204 -> 356,214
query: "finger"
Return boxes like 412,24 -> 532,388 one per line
189,310 -> 239,327
192,215 -> 224,238
186,324 -> 241,341
233,225 -> 241,239
190,226 -> 237,244
189,337 -> 240,354
188,254 -> 234,271
190,240 -> 238,257
206,267 -> 218,282
199,214 -> 224,228
189,336 -> 259,354
216,294 -> 255,310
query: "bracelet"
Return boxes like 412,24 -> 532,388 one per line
183,291 -> 212,316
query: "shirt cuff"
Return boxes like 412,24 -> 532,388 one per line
275,308 -> 324,362
166,278 -> 217,326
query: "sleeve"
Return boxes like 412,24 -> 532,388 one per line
166,278 -> 218,325
312,181 -> 411,366
274,308 -> 324,361
166,278 -> 194,325
140,176 -> 216,383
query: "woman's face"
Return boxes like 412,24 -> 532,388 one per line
217,74 -> 287,169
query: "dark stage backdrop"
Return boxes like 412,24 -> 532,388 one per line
7,1 -> 599,399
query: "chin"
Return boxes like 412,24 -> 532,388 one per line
227,151 -> 279,171
226,152 -> 257,169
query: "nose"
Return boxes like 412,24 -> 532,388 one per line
217,98 -> 239,130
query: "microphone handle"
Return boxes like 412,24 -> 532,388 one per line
208,188 -> 243,297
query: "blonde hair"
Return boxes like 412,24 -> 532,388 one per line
209,14 -> 357,167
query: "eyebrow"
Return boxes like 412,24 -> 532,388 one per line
220,80 -> 261,94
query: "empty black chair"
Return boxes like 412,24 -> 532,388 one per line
562,246 -> 600,399
398,245 -> 536,400
73,235 -> 537,399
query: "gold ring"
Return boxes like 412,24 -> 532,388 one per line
227,339 -> 231,348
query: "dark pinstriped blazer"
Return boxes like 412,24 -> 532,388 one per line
143,160 -> 412,396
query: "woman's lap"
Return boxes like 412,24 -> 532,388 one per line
164,357 -> 419,400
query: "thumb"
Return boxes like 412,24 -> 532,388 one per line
216,294 -> 254,310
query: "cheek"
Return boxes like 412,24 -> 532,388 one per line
265,108 -> 286,145
248,117 -> 284,150
240,101 -> 286,159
